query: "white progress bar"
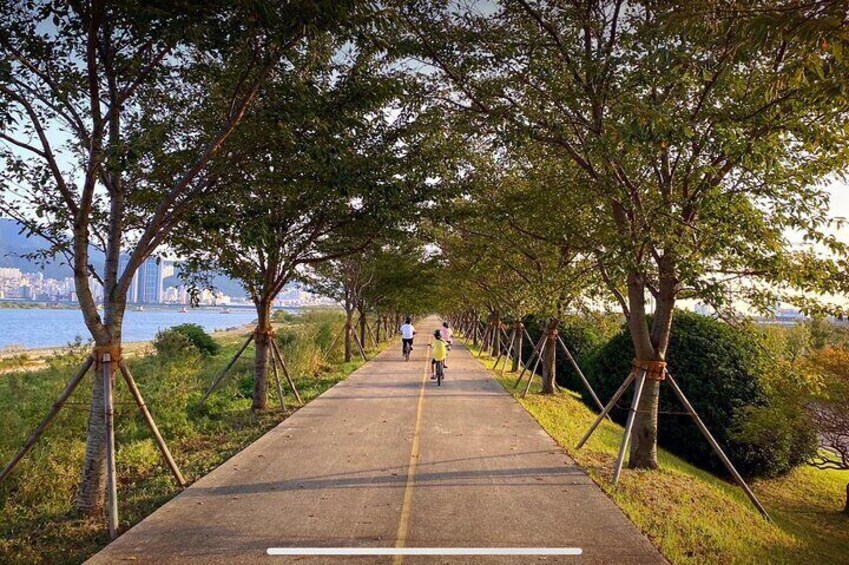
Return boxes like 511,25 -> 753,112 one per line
267,547 -> 582,556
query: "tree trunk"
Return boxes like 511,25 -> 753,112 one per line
252,300 -> 272,411
626,268 -> 676,470
76,341 -> 110,515
490,313 -> 500,356
473,314 -> 479,347
359,303 -> 367,349
375,313 -> 381,343
344,308 -> 354,362
541,320 -> 559,394
512,322 -> 523,372
75,296 -> 125,515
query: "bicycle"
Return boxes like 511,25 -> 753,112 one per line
434,359 -> 445,386
403,340 -> 412,361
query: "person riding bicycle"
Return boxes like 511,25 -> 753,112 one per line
400,317 -> 416,356
441,321 -> 453,368
441,321 -> 453,349
429,329 -> 448,380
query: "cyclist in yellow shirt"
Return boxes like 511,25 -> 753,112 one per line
429,329 -> 448,380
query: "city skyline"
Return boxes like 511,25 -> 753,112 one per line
0,260 -> 333,308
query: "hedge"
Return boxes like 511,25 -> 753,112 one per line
582,311 -> 804,477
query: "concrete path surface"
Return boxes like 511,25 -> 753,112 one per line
87,316 -> 665,564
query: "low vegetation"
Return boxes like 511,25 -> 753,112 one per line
0,354 -> 35,373
586,312 -> 813,477
472,343 -> 849,564
0,309 -> 378,564
153,323 -> 221,358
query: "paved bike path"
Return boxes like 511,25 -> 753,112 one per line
87,316 -> 665,564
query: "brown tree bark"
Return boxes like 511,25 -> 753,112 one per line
344,307 -> 354,362
252,299 -> 273,411
625,266 -> 676,470
490,313 -> 500,356
76,341 -> 110,515
75,314 -> 126,513
541,319 -> 559,395
359,302 -> 367,349
74,212 -> 126,515
511,322 -> 523,372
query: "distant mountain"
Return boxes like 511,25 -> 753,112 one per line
163,271 -> 248,299
0,218 -> 248,297
0,218 -> 99,279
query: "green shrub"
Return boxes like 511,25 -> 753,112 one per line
583,310 -> 811,477
154,323 -> 220,357
272,309 -> 297,324
521,314 -> 618,394
152,328 -> 194,357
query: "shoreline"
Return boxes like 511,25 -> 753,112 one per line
0,322 -> 257,372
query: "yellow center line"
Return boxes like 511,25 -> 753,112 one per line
393,345 -> 431,565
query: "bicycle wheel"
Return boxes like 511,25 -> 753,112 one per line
436,361 -> 443,386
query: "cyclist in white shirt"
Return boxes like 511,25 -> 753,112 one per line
400,317 -> 416,355
441,321 -> 453,367
441,321 -> 453,348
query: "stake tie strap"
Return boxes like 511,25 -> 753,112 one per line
255,328 -> 276,338
632,358 -> 667,381
546,328 -> 558,336
93,345 -> 122,366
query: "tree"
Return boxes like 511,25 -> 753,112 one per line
303,252 -> 376,362
805,346 -> 849,514
434,150 -> 599,392
0,0 -> 353,514
401,0 -> 849,470
176,32 -> 417,409
359,243 -> 440,343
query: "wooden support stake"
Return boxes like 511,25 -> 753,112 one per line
576,371 -> 636,449
119,361 -> 186,487
500,330 -> 517,375
367,320 -> 378,346
493,348 -> 504,370
515,332 -> 546,388
324,327 -> 343,358
512,323 -> 524,373
0,356 -> 93,485
477,324 -> 491,357
352,326 -> 368,362
555,335 -> 609,419
612,370 -> 647,485
516,327 -> 536,374
522,334 -> 549,398
269,347 -> 286,410
665,372 -> 771,521
102,352 -> 119,540
198,332 -> 254,407
271,338 -> 303,406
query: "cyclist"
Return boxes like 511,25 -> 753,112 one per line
441,321 -> 453,348
429,329 -> 448,380
441,321 -> 453,368
400,317 -> 416,356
